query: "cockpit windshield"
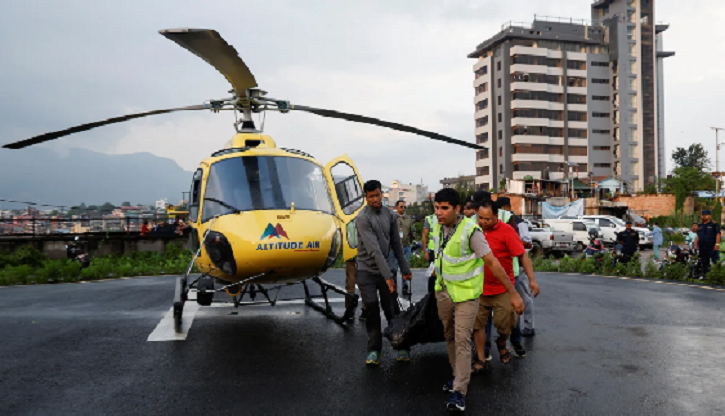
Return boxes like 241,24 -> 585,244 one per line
201,156 -> 334,222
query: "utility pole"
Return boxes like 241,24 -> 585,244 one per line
713,127 -> 725,211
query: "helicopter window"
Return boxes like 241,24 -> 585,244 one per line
330,163 -> 364,215
189,169 -> 203,223
346,219 -> 358,249
201,156 -> 334,221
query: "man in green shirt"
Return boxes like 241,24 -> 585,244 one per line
389,200 -> 415,296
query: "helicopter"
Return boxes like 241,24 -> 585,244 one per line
3,28 -> 484,332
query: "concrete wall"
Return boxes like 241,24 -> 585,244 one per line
614,194 -> 695,216
0,234 -> 190,260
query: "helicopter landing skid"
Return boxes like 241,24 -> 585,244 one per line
302,276 -> 358,326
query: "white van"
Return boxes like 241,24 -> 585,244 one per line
544,219 -> 601,251
560,215 -> 653,249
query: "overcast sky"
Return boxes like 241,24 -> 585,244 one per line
1,0 -> 723,192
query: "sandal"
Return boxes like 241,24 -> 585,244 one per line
496,336 -> 512,365
471,359 -> 489,375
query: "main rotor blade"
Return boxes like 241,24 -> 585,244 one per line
160,28 -> 257,94
2,105 -> 208,149
291,105 -> 484,150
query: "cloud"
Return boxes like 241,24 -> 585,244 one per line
0,0 -> 721,193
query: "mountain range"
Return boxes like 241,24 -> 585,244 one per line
0,147 -> 193,210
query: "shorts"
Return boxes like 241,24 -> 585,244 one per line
473,291 -> 517,335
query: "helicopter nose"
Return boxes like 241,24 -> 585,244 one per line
204,231 -> 236,276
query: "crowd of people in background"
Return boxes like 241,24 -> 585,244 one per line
348,180 -> 540,412
140,217 -> 190,237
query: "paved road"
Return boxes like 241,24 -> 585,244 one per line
1,270 -> 724,415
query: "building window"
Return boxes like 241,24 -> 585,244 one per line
476,99 -> 489,111
499,147 -> 502,157
592,112 -> 610,118
513,144 -> 563,154
497,79 -> 502,88
568,111 -> 587,122
592,78 -> 610,84
511,55 -> 561,67
497,96 -> 502,105
592,95 -> 609,101
500,164 -> 504,174
594,163 -> 612,168
513,126 -> 564,136
567,60 -> 586,70
511,73 -> 559,85
498,130 -> 503,140
593,129 -> 611,134
594,146 -> 611,150
568,128 -> 588,138
513,108 -> 563,121
476,83 -> 488,94
475,66 -> 488,77
477,167 -> 490,176
476,149 -> 489,160
497,61 -> 501,71
498,113 -> 502,122
567,94 -> 587,104
568,77 -> 587,87
476,116 -> 489,127
476,132 -> 489,143
512,90 -> 563,102
592,61 -> 609,67
569,147 -> 588,156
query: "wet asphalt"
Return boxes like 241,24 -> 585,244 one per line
1,270 -> 724,415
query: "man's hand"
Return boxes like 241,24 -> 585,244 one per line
530,280 -> 540,297
386,278 -> 396,294
715,244 -> 719,251
402,273 -> 413,281
424,251 -> 430,262
510,291 -> 524,315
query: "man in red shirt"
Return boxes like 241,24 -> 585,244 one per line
471,200 -> 537,369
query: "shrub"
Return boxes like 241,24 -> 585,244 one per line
661,262 -> 687,281
0,265 -> 33,285
625,254 -> 643,277
558,255 -> 578,273
704,263 -> 725,285
579,258 -> 600,274
643,261 -> 662,279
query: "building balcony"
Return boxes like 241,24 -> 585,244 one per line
509,64 -> 563,76
511,99 -> 564,111
475,175 -> 491,185
510,82 -> 564,93
568,69 -> 587,78
567,103 -> 587,112
513,171 -> 542,180
568,86 -> 587,95
474,109 -> 490,119
474,77 -> 488,87
509,45 -> 563,58
568,121 -> 588,129
474,125 -> 491,136
512,135 -> 564,145
569,155 -> 589,164
474,58 -> 489,71
475,158 -> 491,168
511,117 -> 565,128
512,153 -> 566,163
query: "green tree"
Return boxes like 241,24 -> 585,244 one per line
100,202 -> 116,213
664,166 -> 715,222
453,176 -> 475,204
672,143 -> 711,172
121,201 -> 131,207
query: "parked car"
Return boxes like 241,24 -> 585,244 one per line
544,219 -> 602,251
525,220 -> 576,257
559,215 -> 654,249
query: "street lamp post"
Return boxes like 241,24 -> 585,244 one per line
713,127 -> 725,210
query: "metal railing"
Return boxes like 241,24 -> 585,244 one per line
0,215 -> 186,236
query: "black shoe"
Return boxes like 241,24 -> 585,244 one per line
512,341 -> 527,358
358,310 -> 366,321
521,328 -> 536,337
443,377 -> 455,393
446,391 -> 466,412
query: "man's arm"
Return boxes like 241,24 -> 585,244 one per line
390,214 -> 411,277
518,254 -> 539,297
482,253 -> 524,314
422,227 -> 430,262
517,222 -> 533,249
469,230 -> 524,313
356,215 -> 394,281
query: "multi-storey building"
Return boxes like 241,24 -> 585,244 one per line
386,180 -> 429,204
469,0 -> 672,192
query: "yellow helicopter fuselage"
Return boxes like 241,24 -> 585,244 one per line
188,133 -> 362,285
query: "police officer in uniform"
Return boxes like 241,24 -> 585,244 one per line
694,210 -> 721,275
616,221 -> 639,263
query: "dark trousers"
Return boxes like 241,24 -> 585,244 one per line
357,270 -> 399,352
699,248 -> 720,275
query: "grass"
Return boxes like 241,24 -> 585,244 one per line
0,243 -> 197,286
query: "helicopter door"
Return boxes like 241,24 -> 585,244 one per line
324,156 -> 365,261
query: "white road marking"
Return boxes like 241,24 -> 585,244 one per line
147,303 -> 200,342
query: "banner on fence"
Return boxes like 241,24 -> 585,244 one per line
542,199 -> 584,219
